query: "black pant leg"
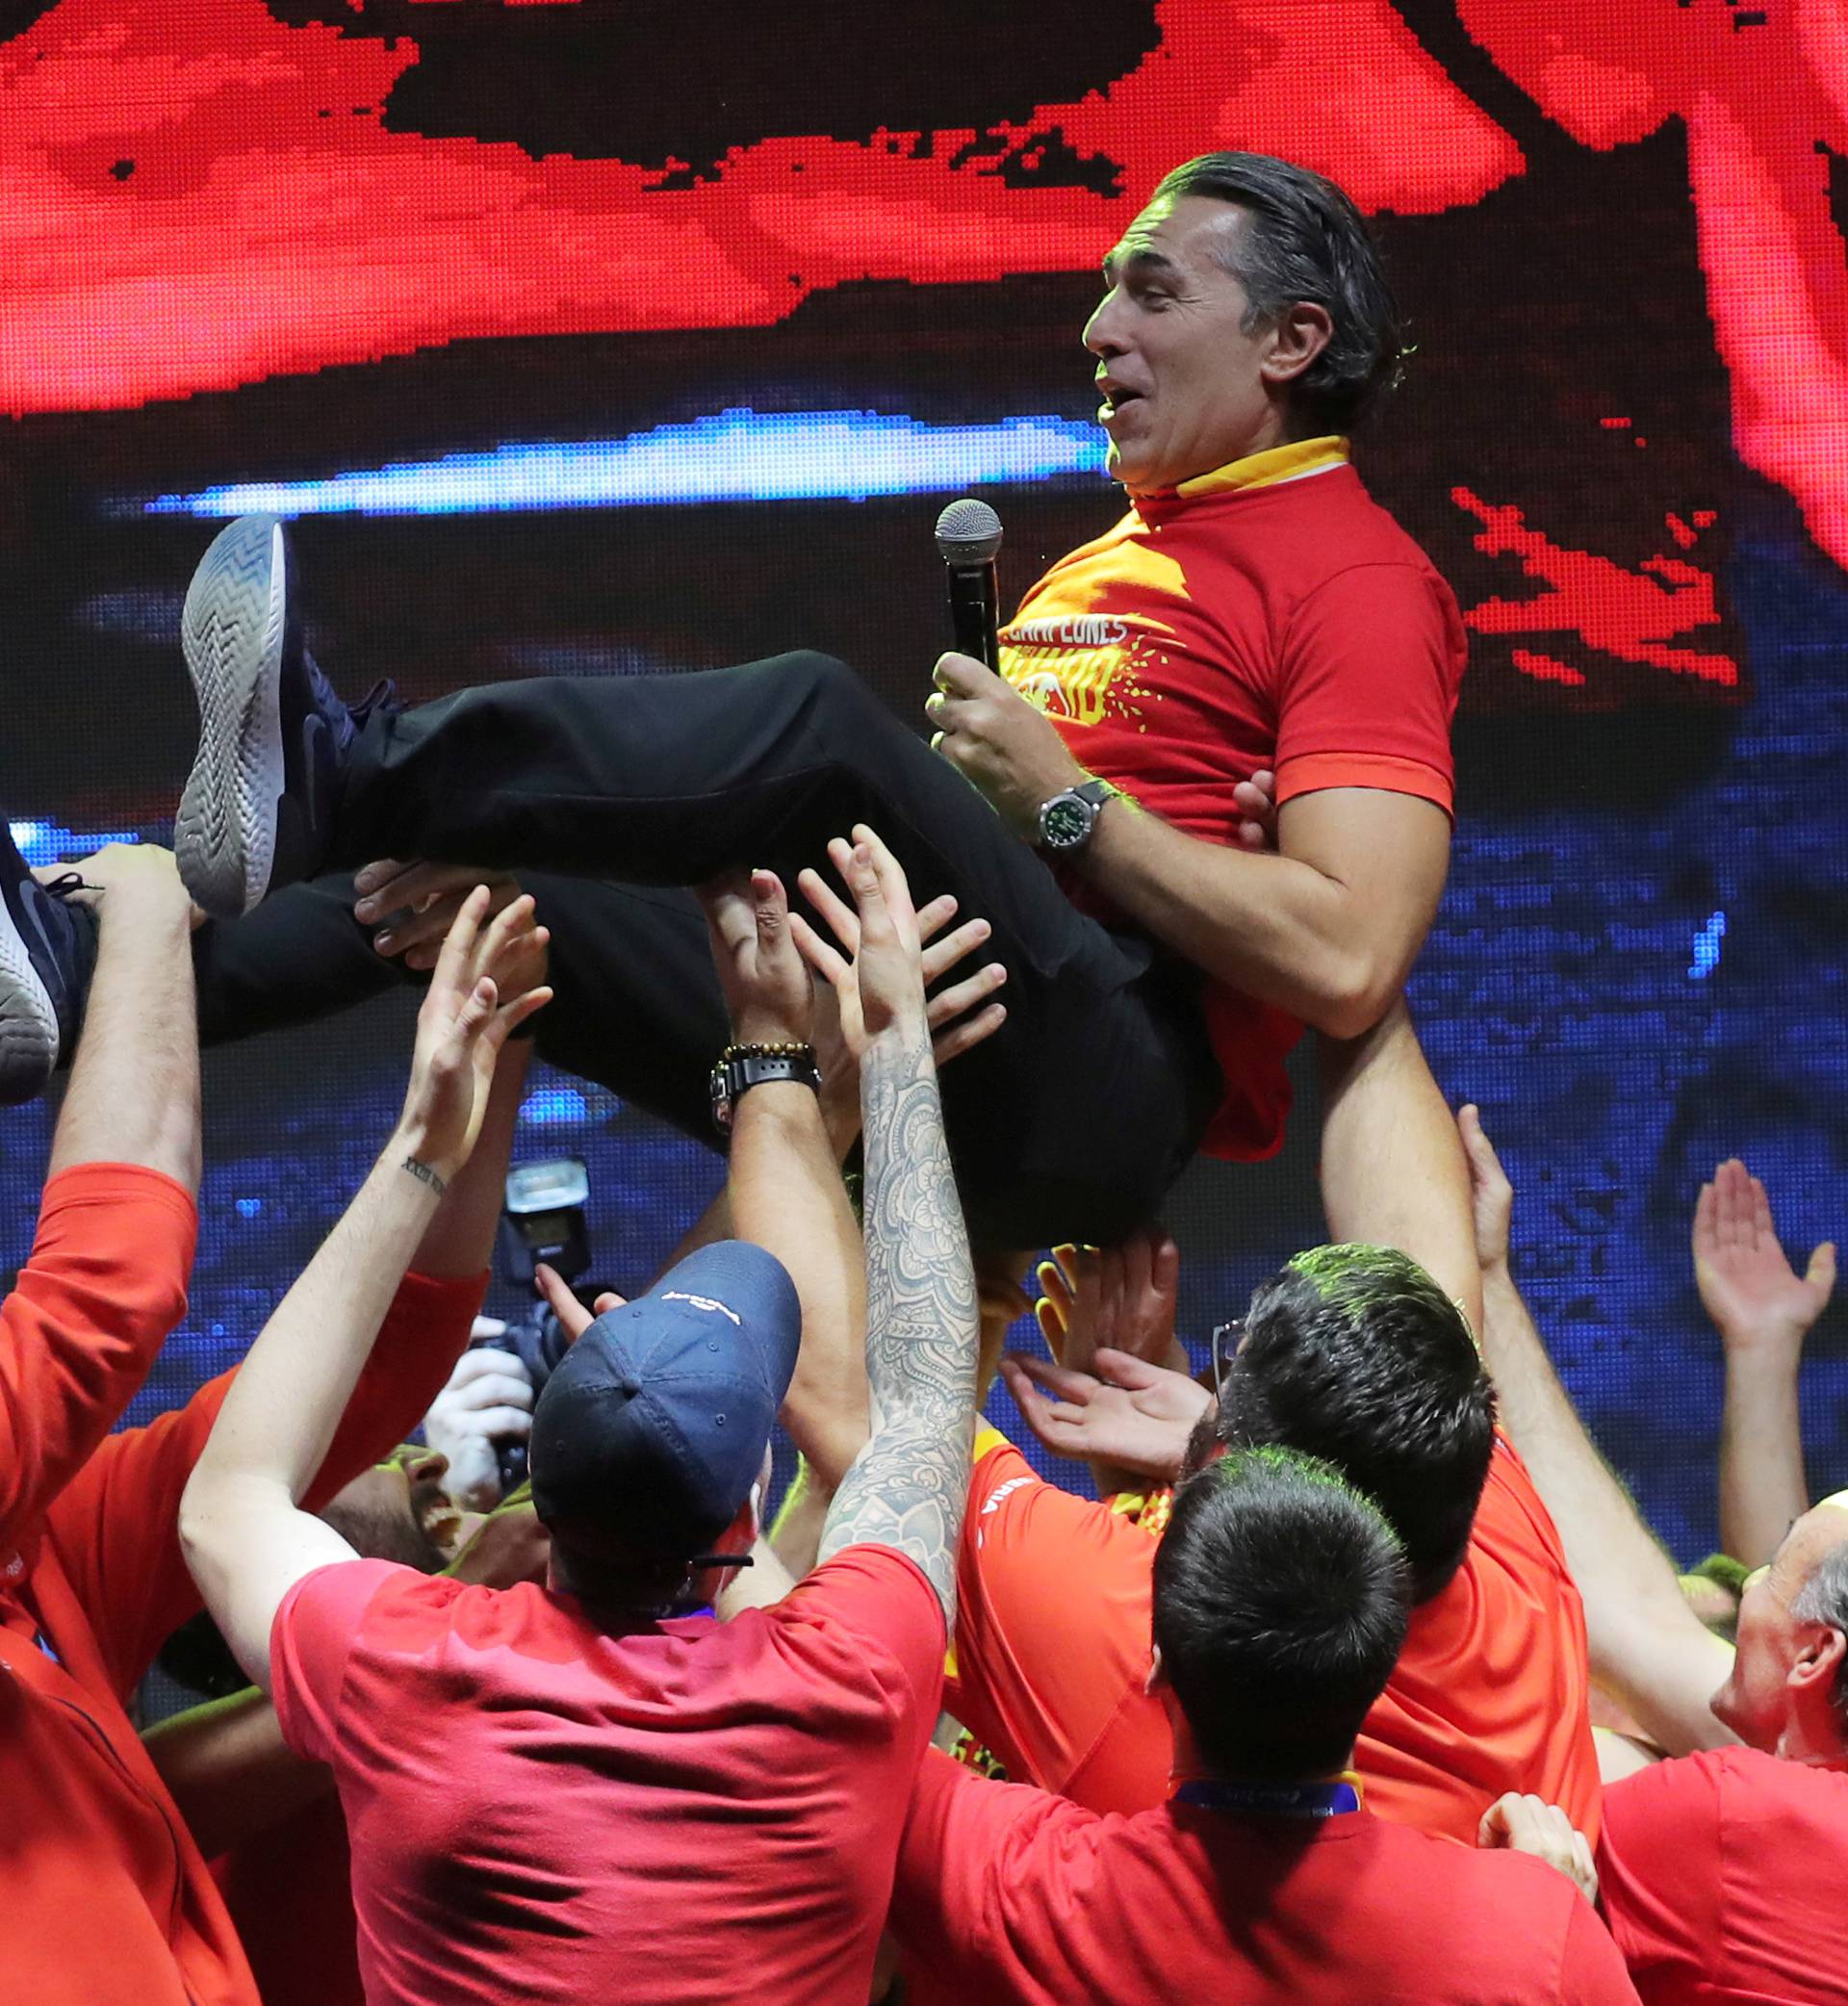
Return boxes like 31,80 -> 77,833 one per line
208,656 -> 1218,1245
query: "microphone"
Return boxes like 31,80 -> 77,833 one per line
935,497 -> 1004,671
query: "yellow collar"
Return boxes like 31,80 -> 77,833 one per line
1159,435 -> 1350,503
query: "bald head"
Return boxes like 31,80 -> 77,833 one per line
1713,1498 -> 1848,1760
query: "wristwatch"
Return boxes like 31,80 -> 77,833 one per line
1037,776 -> 1124,855
709,1042 -> 822,1133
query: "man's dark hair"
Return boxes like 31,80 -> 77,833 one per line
1152,1447 -> 1410,1783
1153,152 -> 1405,432
1217,1245 -> 1495,1602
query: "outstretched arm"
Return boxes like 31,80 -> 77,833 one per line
699,868 -> 871,1484
1318,996 -> 1482,1338
1459,1107 -> 1735,1757
815,830 -> 979,1623
1695,1160 -> 1834,1567
0,845 -> 201,1558
180,893 -> 550,1690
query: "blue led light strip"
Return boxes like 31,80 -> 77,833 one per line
137,409 -> 1109,519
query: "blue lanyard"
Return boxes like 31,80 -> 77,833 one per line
1175,1778 -> 1361,1819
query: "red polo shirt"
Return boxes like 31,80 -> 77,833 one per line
945,1428 -> 1601,1844
889,1748 -> 1638,2006
1597,1745 -> 1848,2004
999,438 -> 1468,1157
270,1542 -> 945,2005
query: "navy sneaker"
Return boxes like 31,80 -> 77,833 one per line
0,822 -> 99,1107
174,517 -> 391,919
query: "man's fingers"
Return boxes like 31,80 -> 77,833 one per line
535,1262 -> 596,1341
463,1405 -> 535,1439
849,824 -> 915,929
496,985 -> 553,1040
1006,1351 -> 1100,1404
1476,1794 -> 1516,1847
932,651 -> 994,697
914,891 -> 960,947
1091,1347 -> 1177,1391
1036,1256 -> 1075,1323
428,885 -> 493,1001
798,864 -> 862,955
591,1291 -> 627,1317
1808,1242 -> 1838,1299
788,912 -> 852,990
1692,1179 -> 1716,1254
1034,1294 -> 1067,1352
932,1001 -> 1006,1067
925,961 -> 1008,1031
698,872 -> 758,955
996,1356 -> 1088,1450
443,1347 -> 528,1389
919,913 -> 988,985
452,1372 -> 536,1413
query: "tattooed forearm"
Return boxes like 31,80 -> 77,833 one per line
817,1030 -> 979,1620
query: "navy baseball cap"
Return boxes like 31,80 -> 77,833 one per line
528,1241 -> 802,1564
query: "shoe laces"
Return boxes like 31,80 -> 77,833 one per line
38,871 -> 98,902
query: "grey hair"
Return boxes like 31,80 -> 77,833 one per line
1152,152 -> 1406,433
1790,1537 -> 1848,1732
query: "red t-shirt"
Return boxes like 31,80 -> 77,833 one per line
269,1543 -> 946,2006
999,438 -> 1468,1158
945,1430 -> 1602,1845
890,1748 -> 1638,2006
1597,1746 -> 1848,2004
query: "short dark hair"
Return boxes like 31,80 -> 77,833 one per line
1153,152 -> 1405,431
1152,1447 -> 1410,1782
1217,1246 -> 1495,1602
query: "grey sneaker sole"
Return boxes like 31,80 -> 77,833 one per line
175,516 -> 287,919
0,888 -> 60,1105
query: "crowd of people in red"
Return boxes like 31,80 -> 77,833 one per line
0,150 -> 1840,2006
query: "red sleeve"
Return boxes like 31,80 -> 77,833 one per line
270,1557 -> 408,1764
1595,1754 -> 1720,1991
1273,562 -> 1464,812
1560,1895 -> 1645,2005
0,1163 -> 195,1561
766,1543 -> 947,1731
888,1746 -> 1091,1987
944,1432 -> 1168,1805
46,1267 -> 485,1699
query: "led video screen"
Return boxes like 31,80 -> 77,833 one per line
1,0 -> 1842,1568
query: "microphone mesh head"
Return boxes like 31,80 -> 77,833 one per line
935,497 -> 1004,565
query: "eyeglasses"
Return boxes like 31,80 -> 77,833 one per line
1209,1319 -> 1245,1404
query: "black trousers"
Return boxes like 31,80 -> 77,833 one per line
192,653 -> 1219,1248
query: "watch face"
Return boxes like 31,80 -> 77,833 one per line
1041,795 -> 1093,850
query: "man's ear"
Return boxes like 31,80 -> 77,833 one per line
1789,1623 -> 1846,1696
1258,301 -> 1333,389
1144,1643 -> 1168,1698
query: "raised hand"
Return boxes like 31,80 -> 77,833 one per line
1476,1793 -> 1599,1909
1694,1159 -> 1835,1356
1457,1104 -> 1515,1273
353,860 -> 532,971
998,1349 -> 1210,1487
697,867 -> 813,1047
793,835 -> 1007,1114
398,888 -> 552,1182
793,825 -> 929,1049
1034,1227 -> 1186,1379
